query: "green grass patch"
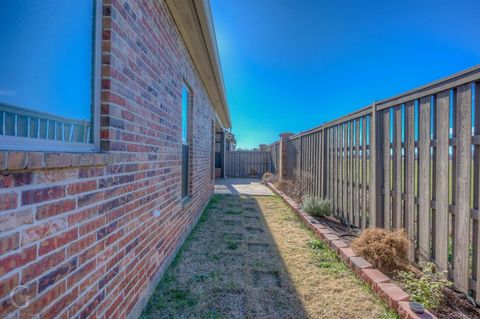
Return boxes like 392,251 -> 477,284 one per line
225,239 -> 239,250
307,239 -> 348,276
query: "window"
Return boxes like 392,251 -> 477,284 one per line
211,120 -> 215,181
181,84 -> 191,199
0,0 -> 101,152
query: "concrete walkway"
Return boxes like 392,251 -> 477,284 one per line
214,178 -> 273,196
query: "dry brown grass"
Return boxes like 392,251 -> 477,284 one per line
351,228 -> 411,276
257,196 -> 397,319
141,195 -> 397,319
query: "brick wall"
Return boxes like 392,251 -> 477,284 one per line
0,0 -> 217,318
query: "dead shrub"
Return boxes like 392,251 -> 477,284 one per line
261,172 -> 278,184
351,228 -> 410,275
276,179 -> 294,194
275,170 -> 315,203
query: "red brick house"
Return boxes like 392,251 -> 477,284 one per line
0,0 -> 231,318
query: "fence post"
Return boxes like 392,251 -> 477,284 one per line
279,132 -> 293,181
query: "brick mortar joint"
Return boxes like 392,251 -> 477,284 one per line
266,182 -> 438,319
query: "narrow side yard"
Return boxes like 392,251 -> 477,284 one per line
141,195 -> 398,319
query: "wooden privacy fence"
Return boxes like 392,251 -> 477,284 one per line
266,65 -> 480,302
270,142 -> 280,173
224,151 -> 272,178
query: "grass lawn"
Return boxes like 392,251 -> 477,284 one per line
141,195 -> 398,319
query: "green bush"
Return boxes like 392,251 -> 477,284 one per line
396,262 -> 451,310
302,195 -> 331,217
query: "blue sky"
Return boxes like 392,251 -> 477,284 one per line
211,0 -> 480,149
0,1 -> 93,120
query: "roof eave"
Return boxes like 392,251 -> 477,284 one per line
165,0 -> 231,129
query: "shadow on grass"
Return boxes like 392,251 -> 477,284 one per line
140,194 -> 309,319
140,194 -> 397,319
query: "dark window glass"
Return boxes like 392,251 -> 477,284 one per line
181,85 -> 190,198
0,1 -> 95,144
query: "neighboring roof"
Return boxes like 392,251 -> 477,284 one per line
165,0 -> 231,129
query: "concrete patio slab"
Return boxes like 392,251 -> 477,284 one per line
214,178 -> 273,196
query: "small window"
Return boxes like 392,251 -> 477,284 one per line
0,0 -> 100,152
181,84 -> 191,199
211,120 -> 215,181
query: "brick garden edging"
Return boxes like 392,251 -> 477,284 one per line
266,183 -> 436,319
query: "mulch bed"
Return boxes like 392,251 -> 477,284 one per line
313,215 -> 360,244
434,288 -> 480,319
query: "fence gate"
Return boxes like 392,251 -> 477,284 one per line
224,151 -> 272,178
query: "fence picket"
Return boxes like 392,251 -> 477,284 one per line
348,122 -> 354,223
393,106 -> 402,229
342,124 -> 347,218
355,119 -> 360,227
382,109 -> 391,229
362,116 -> 368,229
370,105 -> 380,228
418,96 -> 431,262
453,84 -> 472,293
404,101 -> 416,261
434,90 -> 450,271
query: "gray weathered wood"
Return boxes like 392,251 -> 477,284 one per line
362,116 -> 368,229
349,121 -> 354,223
370,104 -> 380,228
383,109 -> 391,229
265,70 -> 480,295
327,129 -> 332,199
343,123 -> 348,218
338,125 -> 342,215
453,84 -> 472,293
474,82 -> 480,302
338,125 -> 343,216
355,119 -> 360,226
434,90 -> 450,271
418,96 -> 431,262
333,126 -> 338,213
376,66 -> 480,111
404,101 -> 416,261
225,151 -> 272,178
393,106 -> 403,229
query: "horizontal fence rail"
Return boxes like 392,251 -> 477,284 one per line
224,151 -> 272,178
265,65 -> 480,302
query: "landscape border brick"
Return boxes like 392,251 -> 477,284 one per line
267,182 -> 437,319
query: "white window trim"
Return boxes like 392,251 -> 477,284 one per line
0,0 -> 102,153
